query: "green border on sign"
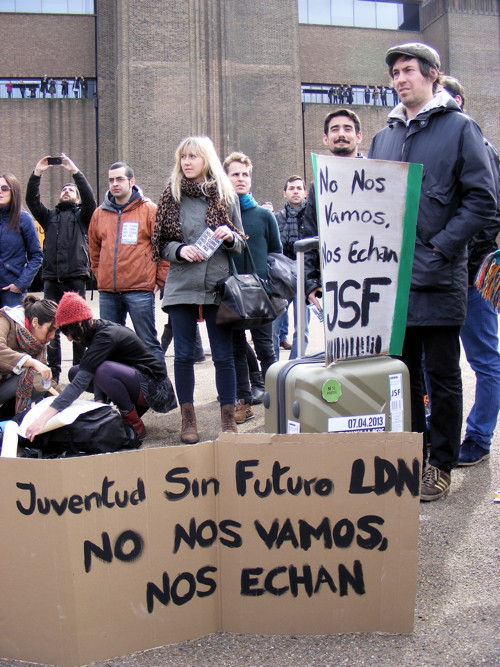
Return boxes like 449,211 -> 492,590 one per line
389,161 -> 422,354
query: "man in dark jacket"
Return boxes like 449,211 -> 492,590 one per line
223,151 -> 283,424
26,154 -> 96,383
273,175 -> 308,359
369,43 -> 497,501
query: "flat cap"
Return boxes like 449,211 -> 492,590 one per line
386,42 -> 440,70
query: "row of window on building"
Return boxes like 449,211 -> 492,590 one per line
1,0 -> 419,31
298,0 -> 419,31
0,78 -> 96,99
302,84 -> 399,106
1,0 -> 418,30
0,0 -> 94,13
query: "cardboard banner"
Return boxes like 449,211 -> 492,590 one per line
312,155 -> 421,364
0,432 -> 421,667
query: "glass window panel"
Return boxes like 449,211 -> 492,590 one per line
16,0 -> 42,9
42,0 -> 68,12
298,0 -> 308,22
0,0 -> 93,11
354,0 -> 376,28
68,0 -> 95,12
399,3 -> 419,30
300,0 -> 419,30
375,2 -> 400,29
331,0 -> 353,26
307,0 -> 331,25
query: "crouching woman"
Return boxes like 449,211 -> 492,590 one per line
24,291 -> 176,441
0,294 -> 57,416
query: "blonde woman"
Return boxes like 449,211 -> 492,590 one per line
152,136 -> 245,443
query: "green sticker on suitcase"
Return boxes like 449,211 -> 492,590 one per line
322,379 -> 342,403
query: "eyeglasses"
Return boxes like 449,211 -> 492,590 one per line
108,177 -> 129,184
0,185 -> 11,192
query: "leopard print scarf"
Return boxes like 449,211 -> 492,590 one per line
152,177 -> 241,262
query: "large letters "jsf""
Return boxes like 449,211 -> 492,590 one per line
325,277 -> 391,330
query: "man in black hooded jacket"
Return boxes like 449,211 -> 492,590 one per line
26,154 -> 96,383
369,43 -> 496,501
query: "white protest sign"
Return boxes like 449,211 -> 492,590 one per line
312,155 -> 421,364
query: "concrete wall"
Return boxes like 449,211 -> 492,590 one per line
0,0 -> 498,210
96,0 -> 303,205
0,100 -> 97,207
298,0 -> 499,206
0,14 -> 95,78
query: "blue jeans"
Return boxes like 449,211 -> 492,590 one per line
272,296 -> 310,360
99,291 -> 164,365
279,309 -> 289,341
169,303 -> 236,406
0,290 -> 24,308
460,287 -> 500,450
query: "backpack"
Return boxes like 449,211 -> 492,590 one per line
16,405 -> 141,458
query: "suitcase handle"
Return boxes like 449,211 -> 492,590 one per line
294,237 -> 319,358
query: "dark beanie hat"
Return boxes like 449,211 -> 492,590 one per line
55,292 -> 93,327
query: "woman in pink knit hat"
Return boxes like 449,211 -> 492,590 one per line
24,291 -> 176,441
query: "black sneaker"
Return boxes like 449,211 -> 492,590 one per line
420,465 -> 451,501
458,439 -> 490,466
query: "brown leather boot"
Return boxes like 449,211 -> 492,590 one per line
180,403 -> 199,444
121,406 -> 147,441
221,404 -> 238,433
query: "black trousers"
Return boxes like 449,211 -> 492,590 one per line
44,278 -> 87,380
401,325 -> 462,472
233,322 -> 276,402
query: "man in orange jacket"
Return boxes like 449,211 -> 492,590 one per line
89,162 -> 168,365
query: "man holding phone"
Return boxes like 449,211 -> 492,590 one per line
25,154 -> 96,384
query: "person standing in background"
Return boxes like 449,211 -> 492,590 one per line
26,154 -> 96,384
273,175 -> 309,360
89,162 -> 167,366
438,75 -> 500,467
153,136 -> 245,442
223,151 -> 282,424
0,174 -> 42,308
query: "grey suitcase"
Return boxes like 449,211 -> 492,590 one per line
264,238 -> 411,434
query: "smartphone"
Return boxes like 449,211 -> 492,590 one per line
47,157 -> 62,165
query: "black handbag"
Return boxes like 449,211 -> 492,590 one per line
214,248 -> 277,329
267,252 -> 297,299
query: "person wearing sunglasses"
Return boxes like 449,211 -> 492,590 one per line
0,174 -> 42,309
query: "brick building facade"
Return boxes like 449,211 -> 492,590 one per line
0,0 -> 498,207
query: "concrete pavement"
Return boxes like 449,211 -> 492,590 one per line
0,293 -> 497,666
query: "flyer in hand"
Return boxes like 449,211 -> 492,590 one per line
195,227 -> 223,259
